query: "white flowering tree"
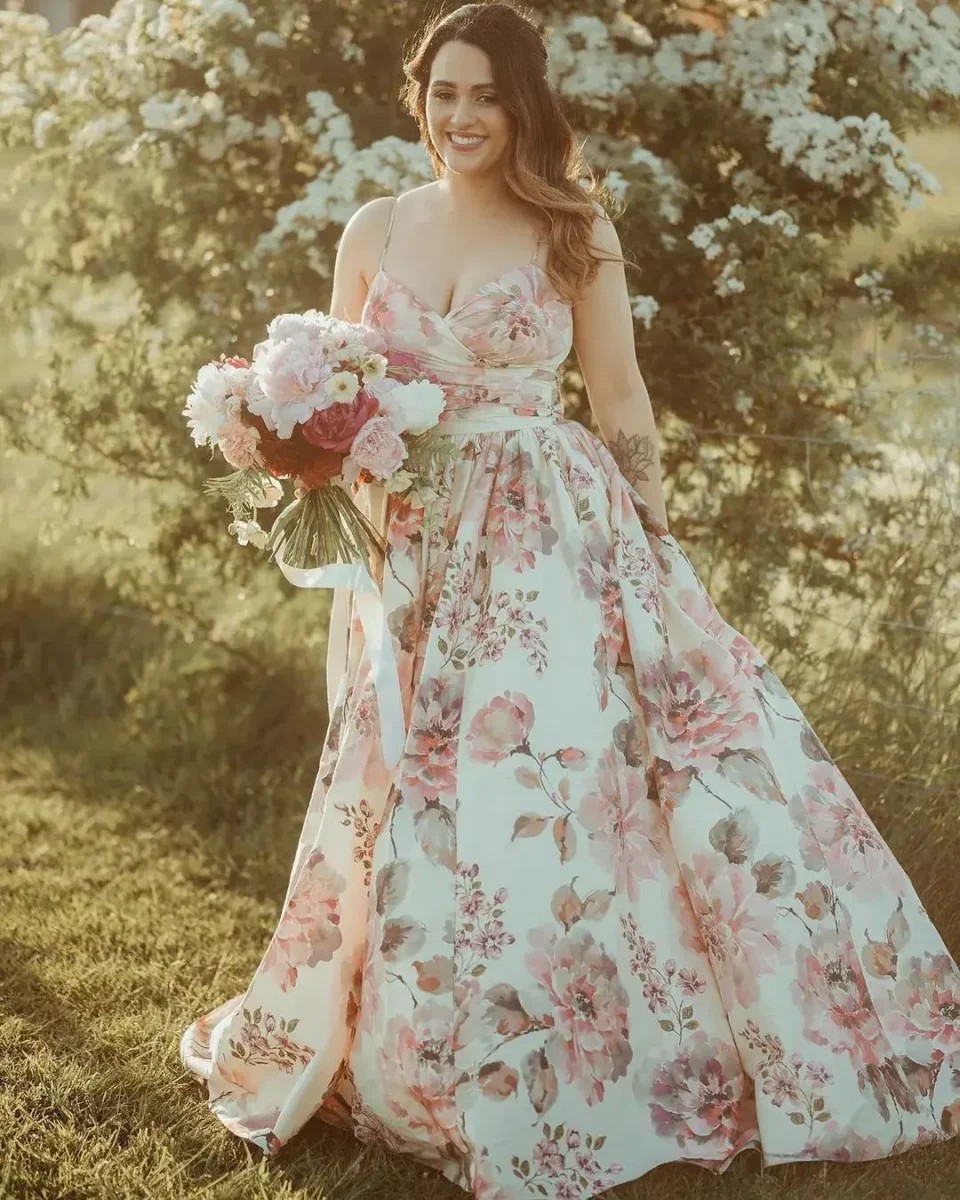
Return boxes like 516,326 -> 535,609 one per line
1,0 -> 959,656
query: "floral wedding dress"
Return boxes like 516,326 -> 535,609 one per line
181,198 -> 960,1198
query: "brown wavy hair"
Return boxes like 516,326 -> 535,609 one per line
398,1 -> 626,306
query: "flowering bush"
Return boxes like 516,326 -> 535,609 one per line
1,0 -> 958,644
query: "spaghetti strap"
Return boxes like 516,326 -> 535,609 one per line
531,221 -> 545,267
379,196 -> 398,272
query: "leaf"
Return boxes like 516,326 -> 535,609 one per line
375,860 -> 409,915
885,897 -> 910,953
681,1005 -> 694,1021
483,983 -> 536,1036
686,1020 -> 699,1030
413,955 -> 454,994
553,814 -> 577,863
287,1018 -> 299,1032
551,883 -> 583,932
522,1046 -> 558,1115
514,764 -> 542,789
512,813 -> 549,840
478,1061 -> 520,1100
437,637 -> 448,654
788,1112 -> 807,1125
813,1096 -> 825,1111
815,1111 -> 831,1122
658,1019 -> 676,1032
581,889 -> 613,921
594,1135 -> 606,1149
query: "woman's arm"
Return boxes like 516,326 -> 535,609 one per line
571,211 -> 669,536
327,196 -> 394,323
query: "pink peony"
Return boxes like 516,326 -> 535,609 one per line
525,926 -> 632,1106
348,415 -> 407,480
466,692 -> 535,764
302,387 -> 379,452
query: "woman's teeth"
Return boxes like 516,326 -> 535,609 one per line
449,134 -> 485,149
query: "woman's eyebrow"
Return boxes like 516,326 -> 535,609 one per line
430,80 -> 496,89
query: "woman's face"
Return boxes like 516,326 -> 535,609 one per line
425,40 -> 512,176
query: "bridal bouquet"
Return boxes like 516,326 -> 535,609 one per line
182,309 -> 447,572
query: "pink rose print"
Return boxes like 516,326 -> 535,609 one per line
260,850 -> 346,991
466,691 -> 535,764
526,925 -> 632,1106
378,1001 -> 470,1156
795,762 -> 909,898
663,642 -> 762,763
486,448 -> 558,571
802,1123 -> 890,1162
578,745 -> 666,901
645,1031 -> 757,1152
792,928 -> 889,1068
678,852 -> 782,1010
401,674 -> 463,806
883,953 -> 960,1048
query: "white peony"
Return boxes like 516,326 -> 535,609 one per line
248,335 -> 333,437
371,378 -> 445,435
182,360 -> 246,447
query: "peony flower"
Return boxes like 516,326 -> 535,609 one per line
183,359 -> 247,447
302,387 -> 379,452
348,415 -> 407,480
466,692 -> 535,764
249,336 -> 334,437
368,377 -> 445,435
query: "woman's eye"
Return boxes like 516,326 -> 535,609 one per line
433,91 -> 496,104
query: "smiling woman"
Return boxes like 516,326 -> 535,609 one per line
179,3 -> 960,1197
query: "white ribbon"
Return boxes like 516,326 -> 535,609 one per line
275,551 -> 406,770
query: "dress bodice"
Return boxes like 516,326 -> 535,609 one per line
361,261 -> 574,420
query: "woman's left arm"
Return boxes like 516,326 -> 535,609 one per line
572,211 -> 669,536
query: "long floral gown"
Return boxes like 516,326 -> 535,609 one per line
180,248 -> 960,1199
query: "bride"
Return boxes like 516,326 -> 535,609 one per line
181,4 -> 960,1197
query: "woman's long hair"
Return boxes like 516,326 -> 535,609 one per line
399,1 -> 626,305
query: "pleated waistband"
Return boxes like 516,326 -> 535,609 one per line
435,408 -> 561,436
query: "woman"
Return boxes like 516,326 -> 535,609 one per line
181,4 -> 960,1196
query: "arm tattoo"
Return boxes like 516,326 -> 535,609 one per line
610,430 -> 655,488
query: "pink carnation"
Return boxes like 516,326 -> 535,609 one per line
349,415 -> 407,480
218,413 -> 263,469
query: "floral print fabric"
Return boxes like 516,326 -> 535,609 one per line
180,260 -> 960,1198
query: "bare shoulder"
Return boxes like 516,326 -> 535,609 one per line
338,194 -> 396,283
587,201 -> 622,258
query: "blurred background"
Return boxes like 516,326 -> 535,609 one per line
1,1 -> 958,1197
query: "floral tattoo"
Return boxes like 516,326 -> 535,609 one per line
610,430 -> 655,489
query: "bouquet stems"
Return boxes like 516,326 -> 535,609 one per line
265,484 -> 387,572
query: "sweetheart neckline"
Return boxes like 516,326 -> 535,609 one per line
368,262 -> 554,324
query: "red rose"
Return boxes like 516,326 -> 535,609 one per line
301,388 -> 379,452
298,448 -> 346,491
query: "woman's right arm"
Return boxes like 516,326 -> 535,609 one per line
327,196 -> 394,323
